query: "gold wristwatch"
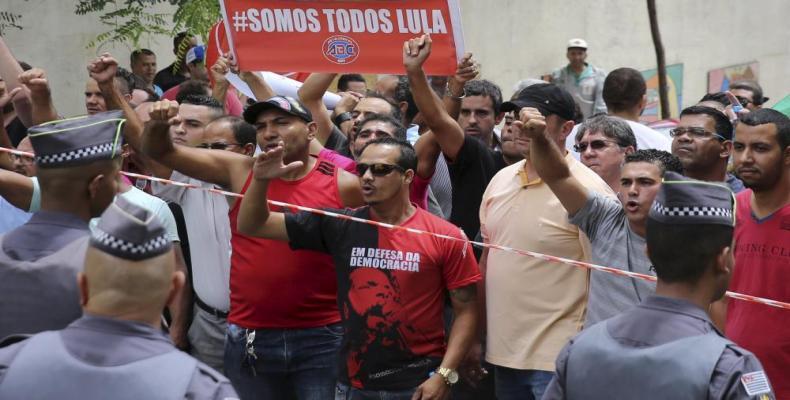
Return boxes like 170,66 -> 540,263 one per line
435,367 -> 459,386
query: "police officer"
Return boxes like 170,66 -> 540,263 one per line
0,110 -> 124,339
543,172 -> 775,399
0,196 -> 238,399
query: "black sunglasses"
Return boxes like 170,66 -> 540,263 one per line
355,163 -> 405,177
734,96 -> 751,107
573,139 -> 619,153
197,142 -> 241,150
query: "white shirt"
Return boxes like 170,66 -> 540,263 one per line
566,119 -> 672,160
153,171 -> 232,311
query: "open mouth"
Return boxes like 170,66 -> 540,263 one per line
625,200 -> 640,213
361,184 -> 376,196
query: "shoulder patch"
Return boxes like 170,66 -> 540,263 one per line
317,161 -> 336,176
741,370 -> 771,396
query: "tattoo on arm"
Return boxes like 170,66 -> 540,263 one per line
449,284 -> 477,304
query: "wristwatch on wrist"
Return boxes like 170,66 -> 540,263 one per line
435,367 -> 459,386
333,111 -> 353,127
444,83 -> 466,99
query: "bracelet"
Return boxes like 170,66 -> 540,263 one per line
444,83 -> 466,100
333,112 -> 353,127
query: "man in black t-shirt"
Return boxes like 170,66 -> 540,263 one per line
154,32 -> 197,92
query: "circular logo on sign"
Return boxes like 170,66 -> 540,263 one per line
322,35 -> 360,65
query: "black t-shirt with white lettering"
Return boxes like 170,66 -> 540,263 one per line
285,206 -> 480,390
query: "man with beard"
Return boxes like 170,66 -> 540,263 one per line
717,109 -> 790,398
237,136 -> 479,399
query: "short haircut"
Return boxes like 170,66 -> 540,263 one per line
464,80 -> 503,114
356,113 -> 407,141
213,115 -> 256,146
603,68 -> 646,112
337,74 -> 366,92
361,93 -> 402,122
738,108 -> 790,149
180,94 -> 224,120
646,221 -> 733,284
130,48 -> 155,65
575,115 -> 637,148
175,80 -> 211,103
698,92 -> 730,107
360,136 -> 418,172
394,76 -> 418,124
625,149 -> 684,175
729,80 -> 767,105
680,105 -> 733,140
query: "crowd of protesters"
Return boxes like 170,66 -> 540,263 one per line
0,27 -> 787,400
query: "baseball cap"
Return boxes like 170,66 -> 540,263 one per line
243,96 -> 313,124
185,45 -> 205,65
501,83 -> 576,121
567,38 -> 588,50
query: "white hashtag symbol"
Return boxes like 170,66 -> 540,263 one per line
232,11 -> 248,32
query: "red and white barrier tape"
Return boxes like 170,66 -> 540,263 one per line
3,146 -> 789,311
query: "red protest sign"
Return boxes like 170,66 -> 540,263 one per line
218,0 -> 465,75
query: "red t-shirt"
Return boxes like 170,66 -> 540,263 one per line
285,206 -> 480,390
162,85 -> 244,117
726,189 -> 790,397
316,149 -> 432,210
227,159 -> 343,328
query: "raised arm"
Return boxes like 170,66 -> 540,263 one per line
236,143 -> 299,240
0,37 -> 33,127
17,68 -> 58,125
403,35 -> 465,161
298,73 -> 336,145
141,100 -> 251,191
88,55 -> 145,155
0,87 -> 21,169
0,168 -> 33,210
442,53 -> 477,121
515,108 -> 588,216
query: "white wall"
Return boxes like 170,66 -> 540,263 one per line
4,0 -> 789,117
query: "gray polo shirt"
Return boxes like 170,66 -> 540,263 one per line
569,191 -> 656,325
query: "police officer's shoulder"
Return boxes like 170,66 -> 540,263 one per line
191,361 -> 239,400
714,343 -> 774,399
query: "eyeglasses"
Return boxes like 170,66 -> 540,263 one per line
10,154 -> 34,163
197,142 -> 241,150
355,163 -> 405,177
669,127 -> 726,141
734,96 -> 751,107
573,139 -> 620,153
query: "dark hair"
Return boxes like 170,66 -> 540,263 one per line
337,74 -> 366,92
698,92 -> 730,107
360,136 -> 418,172
175,80 -> 211,103
356,113 -> 407,141
625,149 -> 684,175
575,115 -> 636,148
130,48 -> 155,65
680,105 -> 733,140
464,80 -> 503,114
394,76 -> 418,124
603,68 -> 646,112
180,94 -> 224,121
729,80 -> 767,105
646,221 -> 733,284
173,31 -> 190,51
18,61 -> 32,71
738,108 -> 790,149
359,93 -> 402,122
213,115 -> 256,146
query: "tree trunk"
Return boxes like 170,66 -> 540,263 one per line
647,0 -> 670,119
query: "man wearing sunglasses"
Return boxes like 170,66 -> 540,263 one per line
729,80 -> 768,112
670,105 -> 745,193
237,137 -> 480,400
197,115 -> 257,157
573,115 -> 637,191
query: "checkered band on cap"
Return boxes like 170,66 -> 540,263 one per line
91,228 -> 171,261
651,202 -> 733,219
35,142 -> 118,166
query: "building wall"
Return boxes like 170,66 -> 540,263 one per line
4,0 -> 789,117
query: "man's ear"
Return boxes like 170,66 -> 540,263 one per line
78,272 -> 89,307
494,111 -> 505,125
714,245 -> 732,277
306,121 -> 318,141
403,168 -> 415,185
244,143 -> 256,157
720,140 -> 733,158
88,174 -> 106,200
165,270 -> 186,308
